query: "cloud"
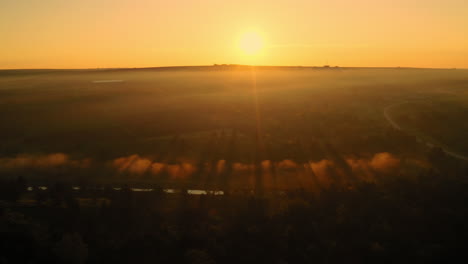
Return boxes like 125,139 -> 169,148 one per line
346,152 -> 400,176
113,155 -> 152,175
346,158 -> 374,181
181,163 -> 196,176
0,153 -> 90,170
1,152 -> 404,187
166,164 -> 181,178
309,159 -> 334,186
216,160 -> 226,174
128,158 -> 152,174
261,160 -> 272,171
343,152 -> 403,182
113,155 -> 140,173
277,159 -> 298,170
167,162 -> 196,179
232,162 -> 254,172
151,162 -> 165,175
112,155 -> 197,179
369,152 -> 400,172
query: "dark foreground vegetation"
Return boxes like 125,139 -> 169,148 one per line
1,157 -> 468,264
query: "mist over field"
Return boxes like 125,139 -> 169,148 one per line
1,66 -> 467,189
2,66 -> 468,264
3,0 -> 468,262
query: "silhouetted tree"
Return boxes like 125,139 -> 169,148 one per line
53,233 -> 88,264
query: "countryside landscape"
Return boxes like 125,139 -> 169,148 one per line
1,67 -> 466,188
2,66 -> 468,263
2,0 -> 468,263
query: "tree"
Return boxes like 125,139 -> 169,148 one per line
185,249 -> 215,264
53,233 -> 88,264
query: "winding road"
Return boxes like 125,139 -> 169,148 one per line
384,102 -> 468,162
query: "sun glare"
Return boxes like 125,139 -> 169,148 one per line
239,32 -> 264,56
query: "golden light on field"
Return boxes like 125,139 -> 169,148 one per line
239,31 -> 264,56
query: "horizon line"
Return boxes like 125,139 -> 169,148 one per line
0,64 -> 464,71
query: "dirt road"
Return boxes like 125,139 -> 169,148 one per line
384,102 -> 468,162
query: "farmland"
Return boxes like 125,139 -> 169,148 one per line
1,66 -> 467,190
2,66 -> 468,264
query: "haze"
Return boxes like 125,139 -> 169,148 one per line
2,0 -> 468,69
2,1 -> 468,263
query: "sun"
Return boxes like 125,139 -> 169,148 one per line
239,31 -> 264,55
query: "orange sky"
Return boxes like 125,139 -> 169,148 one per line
1,0 -> 467,69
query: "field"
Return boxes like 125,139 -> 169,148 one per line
2,66 -> 468,264
388,98 -> 468,157
1,66 -> 467,190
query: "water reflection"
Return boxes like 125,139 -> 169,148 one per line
131,188 -> 153,192
27,186 -> 225,195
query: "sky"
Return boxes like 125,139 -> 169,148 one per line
1,0 -> 468,69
